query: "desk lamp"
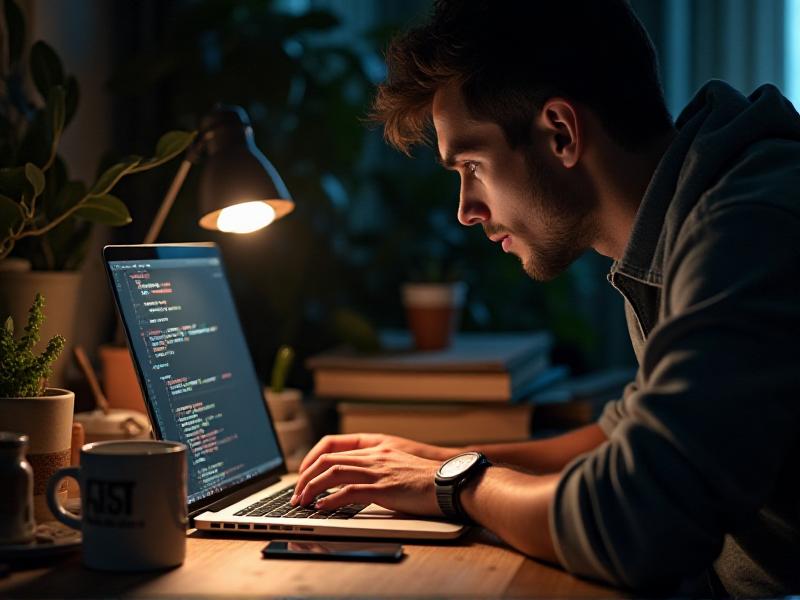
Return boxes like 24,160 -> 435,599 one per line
143,105 -> 293,243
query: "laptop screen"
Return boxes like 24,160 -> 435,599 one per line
105,245 -> 283,505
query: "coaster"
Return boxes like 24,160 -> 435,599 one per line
0,521 -> 81,559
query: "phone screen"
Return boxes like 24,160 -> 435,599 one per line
261,540 -> 404,562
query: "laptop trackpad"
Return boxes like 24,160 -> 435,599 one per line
355,504 -> 410,520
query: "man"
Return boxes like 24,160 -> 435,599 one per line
291,1 -> 800,594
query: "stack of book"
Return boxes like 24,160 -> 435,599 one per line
306,331 -> 560,445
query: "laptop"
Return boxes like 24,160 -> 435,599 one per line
103,243 -> 464,540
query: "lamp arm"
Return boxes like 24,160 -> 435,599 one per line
142,133 -> 208,245
142,159 -> 194,245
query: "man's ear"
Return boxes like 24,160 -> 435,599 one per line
536,98 -> 581,168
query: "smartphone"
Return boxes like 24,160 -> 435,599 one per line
261,540 -> 404,562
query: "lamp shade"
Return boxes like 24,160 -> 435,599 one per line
196,105 -> 293,233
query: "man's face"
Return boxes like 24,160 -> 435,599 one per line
432,84 -> 596,281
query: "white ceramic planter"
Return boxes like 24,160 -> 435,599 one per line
0,388 -> 75,523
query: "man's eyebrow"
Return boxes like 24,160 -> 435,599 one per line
437,137 -> 489,169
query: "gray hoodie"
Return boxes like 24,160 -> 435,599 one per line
550,80 -> 800,596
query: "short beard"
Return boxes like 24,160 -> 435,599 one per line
518,150 -> 595,281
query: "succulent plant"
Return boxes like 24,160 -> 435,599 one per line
0,293 -> 64,397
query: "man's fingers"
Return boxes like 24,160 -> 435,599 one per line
292,453 -> 372,503
298,434 -> 369,474
314,484 -> 376,512
298,467 -> 377,507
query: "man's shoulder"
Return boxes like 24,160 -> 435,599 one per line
696,137 -> 800,220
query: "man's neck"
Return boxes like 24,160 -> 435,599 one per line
590,129 -> 676,260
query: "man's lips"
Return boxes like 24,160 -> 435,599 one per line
489,234 -> 512,253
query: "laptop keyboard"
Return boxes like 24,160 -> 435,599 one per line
233,486 -> 367,520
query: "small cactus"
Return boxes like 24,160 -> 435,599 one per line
0,293 -> 65,397
270,345 -> 295,394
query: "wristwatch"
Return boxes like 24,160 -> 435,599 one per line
435,451 -> 492,523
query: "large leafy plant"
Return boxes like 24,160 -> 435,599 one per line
0,0 -> 195,268
0,293 -> 64,397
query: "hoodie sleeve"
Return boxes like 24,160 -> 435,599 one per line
550,201 -> 800,589
597,381 -> 639,436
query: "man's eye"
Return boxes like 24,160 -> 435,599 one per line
464,161 -> 479,175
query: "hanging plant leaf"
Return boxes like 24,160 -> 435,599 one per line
156,130 -> 195,159
74,194 -> 131,225
89,157 -> 141,195
132,131 -> 196,172
24,163 -> 45,199
46,85 -> 66,143
29,41 -> 65,99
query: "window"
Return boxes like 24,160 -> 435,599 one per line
787,0 -> 800,107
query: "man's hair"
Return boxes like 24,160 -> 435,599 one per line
372,0 -> 674,154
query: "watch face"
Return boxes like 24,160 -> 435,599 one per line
439,452 -> 480,478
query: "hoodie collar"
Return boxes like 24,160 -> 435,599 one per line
610,80 -> 800,287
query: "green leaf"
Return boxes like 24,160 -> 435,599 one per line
156,130 -> 194,159
0,193 -> 23,236
64,76 -> 79,126
24,163 -> 45,198
131,131 -> 196,172
4,0 -> 25,63
89,157 -> 141,195
29,41 -> 64,99
46,85 -> 66,142
73,194 -> 131,226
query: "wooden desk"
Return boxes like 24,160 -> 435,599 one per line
1,529 -> 620,598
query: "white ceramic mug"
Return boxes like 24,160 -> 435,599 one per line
46,440 -> 188,571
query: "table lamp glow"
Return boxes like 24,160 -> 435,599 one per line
144,105 -> 293,243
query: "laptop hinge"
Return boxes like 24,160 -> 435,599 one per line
189,474 -> 283,521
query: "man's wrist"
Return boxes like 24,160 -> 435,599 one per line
435,452 -> 492,522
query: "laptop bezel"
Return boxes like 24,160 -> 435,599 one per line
102,243 -> 289,518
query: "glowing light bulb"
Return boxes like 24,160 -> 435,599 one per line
216,201 -> 276,233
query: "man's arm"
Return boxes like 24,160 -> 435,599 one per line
466,423 -> 607,473
296,423 -> 608,484
290,441 -> 566,565
459,467 -> 562,563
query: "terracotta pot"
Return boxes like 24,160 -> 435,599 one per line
0,388 -> 75,523
402,282 -> 467,351
0,269 -> 82,387
98,344 -> 147,413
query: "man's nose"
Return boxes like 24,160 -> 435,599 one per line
457,181 -> 490,226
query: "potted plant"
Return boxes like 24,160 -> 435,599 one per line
0,292 -> 73,523
0,0 -> 195,385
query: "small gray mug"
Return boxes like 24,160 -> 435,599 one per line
47,440 -> 187,571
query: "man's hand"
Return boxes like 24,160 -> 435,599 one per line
298,433 -> 459,475
290,446 -> 444,517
